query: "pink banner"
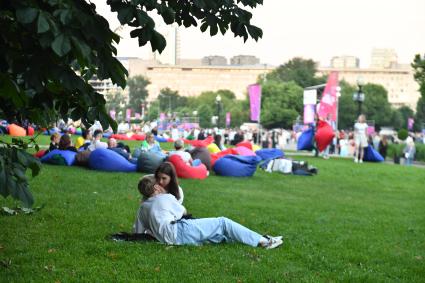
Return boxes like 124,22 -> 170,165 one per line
159,113 -> 166,121
126,109 -> 132,122
248,84 -> 261,121
408,118 -> 414,130
317,72 -> 338,121
109,110 -> 116,120
226,112 -> 231,127
303,104 -> 315,124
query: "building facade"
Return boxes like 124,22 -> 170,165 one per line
330,56 -> 360,68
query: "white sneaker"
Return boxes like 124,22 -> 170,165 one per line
263,235 -> 283,249
354,158 -> 358,163
359,160 -> 363,163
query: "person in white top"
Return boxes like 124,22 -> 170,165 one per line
169,139 -> 193,165
353,114 -> 368,163
133,176 -> 283,249
88,129 -> 108,151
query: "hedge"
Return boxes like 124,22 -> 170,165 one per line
388,143 -> 425,162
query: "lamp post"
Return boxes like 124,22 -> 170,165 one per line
215,94 -> 222,128
353,77 -> 365,117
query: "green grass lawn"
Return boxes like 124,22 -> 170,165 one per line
1,136 -> 425,282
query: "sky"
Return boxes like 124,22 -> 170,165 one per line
93,0 -> 425,67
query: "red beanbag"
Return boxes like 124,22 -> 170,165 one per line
27,126 -> 35,136
111,134 -> 131,140
210,148 -> 238,168
132,134 -> 146,141
315,120 -> 335,152
168,155 -> 208,179
236,141 -> 253,150
34,150 -> 46,158
183,136 -> 214,148
8,124 -> 26,136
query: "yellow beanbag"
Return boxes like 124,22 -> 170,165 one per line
207,143 -> 221,153
252,144 -> 261,152
75,136 -> 85,149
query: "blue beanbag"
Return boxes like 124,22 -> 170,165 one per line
213,155 -> 261,177
255,148 -> 284,160
297,128 -> 314,150
43,128 -> 59,135
363,145 -> 384,162
40,149 -> 77,166
103,132 -> 112,138
89,148 -> 137,172
155,135 -> 168,143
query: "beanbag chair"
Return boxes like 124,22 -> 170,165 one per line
168,155 -> 208,179
27,126 -> 34,136
297,128 -> 314,151
363,145 -> 384,162
34,150 -> 46,158
207,143 -> 221,154
213,155 -> 261,177
43,128 -> 59,135
183,136 -> 214,147
89,148 -> 136,172
132,134 -> 146,141
75,128 -> 82,135
315,121 -> 335,152
155,136 -> 168,143
137,151 -> 165,173
75,150 -> 91,167
252,144 -> 261,152
103,132 -> 112,138
8,124 -> 26,136
210,148 -> 238,168
255,148 -> 284,161
167,138 -> 174,142
40,149 -> 77,166
190,147 -> 212,171
75,136 -> 85,149
111,134 -> 131,141
235,146 -> 256,156
236,141 -> 253,150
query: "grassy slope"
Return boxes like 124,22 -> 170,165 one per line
0,136 -> 424,282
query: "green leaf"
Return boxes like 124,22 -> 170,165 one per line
16,182 -> 34,208
161,7 -> 175,25
37,13 -> 50,33
150,31 -> 166,53
51,34 -> 71,56
117,6 -> 134,24
16,7 -> 38,24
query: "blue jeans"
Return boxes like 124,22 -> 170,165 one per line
175,217 -> 262,247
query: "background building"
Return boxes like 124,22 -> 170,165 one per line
201,56 -> 227,66
370,48 -> 398,69
330,56 -> 360,68
230,55 -> 260,66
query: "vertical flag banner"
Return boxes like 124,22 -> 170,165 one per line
317,72 -> 339,121
408,118 -> 414,130
126,109 -> 132,122
226,112 -> 231,127
248,84 -> 261,121
109,110 -> 116,120
303,104 -> 316,124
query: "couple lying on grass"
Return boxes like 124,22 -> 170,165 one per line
133,162 -> 283,249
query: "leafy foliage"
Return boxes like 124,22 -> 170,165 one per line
264,57 -> 326,88
0,0 -> 264,206
260,81 -> 303,129
412,54 -> 425,129
105,91 -> 127,121
158,87 -> 188,113
127,75 -> 150,113
0,138 -> 41,207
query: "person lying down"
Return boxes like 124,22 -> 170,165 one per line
134,175 -> 283,249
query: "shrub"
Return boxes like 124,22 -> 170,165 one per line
388,143 -> 425,162
397,129 -> 408,141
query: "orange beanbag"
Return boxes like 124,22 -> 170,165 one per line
315,120 -> 335,152
168,155 -> 208,179
210,148 -> 238,168
183,136 -> 214,148
236,141 -> 253,150
8,124 -> 26,136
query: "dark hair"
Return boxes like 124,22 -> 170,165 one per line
138,176 -> 156,199
93,129 -> 103,138
155,162 -> 180,200
214,134 -> 221,146
58,134 -> 71,150
82,129 -> 89,139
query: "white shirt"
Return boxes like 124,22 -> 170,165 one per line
169,150 -> 192,164
88,140 -> 108,151
354,122 -> 368,138
134,194 -> 186,244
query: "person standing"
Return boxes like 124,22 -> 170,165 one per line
353,114 -> 368,163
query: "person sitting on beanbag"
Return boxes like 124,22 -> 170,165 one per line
169,139 -> 199,166
88,129 -> 108,151
58,134 -> 77,152
45,133 -> 60,155
136,132 -> 166,159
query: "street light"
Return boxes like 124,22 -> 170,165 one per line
215,94 -> 222,128
353,77 -> 365,116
